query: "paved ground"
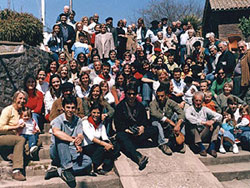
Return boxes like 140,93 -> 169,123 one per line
115,146 -> 223,188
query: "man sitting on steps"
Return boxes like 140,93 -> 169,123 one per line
44,95 -> 92,187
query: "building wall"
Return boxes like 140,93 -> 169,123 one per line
218,24 -> 243,40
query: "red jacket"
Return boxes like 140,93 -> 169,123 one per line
25,90 -> 44,114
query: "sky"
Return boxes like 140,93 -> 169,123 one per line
0,0 -> 205,30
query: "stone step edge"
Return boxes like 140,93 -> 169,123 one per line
0,173 -> 121,188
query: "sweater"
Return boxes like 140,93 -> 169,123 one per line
25,90 -> 44,114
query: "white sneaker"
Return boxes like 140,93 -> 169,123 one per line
233,144 -> 239,154
30,146 -> 38,157
219,146 -> 226,154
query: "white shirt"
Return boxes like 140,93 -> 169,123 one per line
19,118 -> 39,135
104,92 -> 115,104
180,31 -> 189,46
36,82 -> 49,95
93,76 -> 115,91
82,119 -> 109,146
183,85 -> 198,105
44,91 -> 58,115
171,78 -> 186,94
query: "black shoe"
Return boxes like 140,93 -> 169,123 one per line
61,168 -> 76,188
138,155 -> 149,171
94,169 -> 108,175
44,166 -> 59,180
159,144 -> 172,155
207,149 -> 217,158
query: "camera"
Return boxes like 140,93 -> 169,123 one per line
128,124 -> 139,135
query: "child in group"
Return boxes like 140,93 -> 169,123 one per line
219,108 -> 239,154
236,105 -> 250,129
183,76 -> 198,107
202,91 -> 221,113
18,107 -> 40,157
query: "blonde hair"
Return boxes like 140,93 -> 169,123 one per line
157,69 -> 168,77
204,91 -> 212,97
13,90 -> 28,104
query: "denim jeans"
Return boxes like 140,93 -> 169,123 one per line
142,83 -> 152,107
152,121 -> 168,146
50,139 -> 92,175
21,134 -> 38,148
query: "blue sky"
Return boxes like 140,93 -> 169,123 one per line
1,0 -> 205,30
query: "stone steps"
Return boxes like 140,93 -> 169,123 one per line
198,149 -> 250,182
207,162 -> 250,181
199,150 -> 250,166
0,172 -> 121,188
222,179 -> 250,188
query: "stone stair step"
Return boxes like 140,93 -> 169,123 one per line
207,162 -> 250,181
199,150 -> 250,166
0,172 -> 121,188
0,159 -> 51,178
43,123 -> 51,134
39,145 -> 50,160
39,133 -> 51,146
222,179 -> 250,188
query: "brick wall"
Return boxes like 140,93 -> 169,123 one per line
218,24 -> 244,40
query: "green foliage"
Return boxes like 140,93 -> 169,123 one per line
181,14 -> 202,31
239,16 -> 250,39
0,9 -> 43,46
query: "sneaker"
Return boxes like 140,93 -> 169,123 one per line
61,168 -> 76,188
30,146 -> 38,157
138,155 -> 149,171
12,171 -> 26,181
44,166 -> 59,180
159,144 -> 172,155
219,146 -> 226,154
233,144 -> 239,154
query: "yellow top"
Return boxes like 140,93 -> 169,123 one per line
0,105 -> 19,135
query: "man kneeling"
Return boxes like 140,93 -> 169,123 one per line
45,95 -> 92,187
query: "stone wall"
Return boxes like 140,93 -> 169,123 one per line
0,42 -> 52,111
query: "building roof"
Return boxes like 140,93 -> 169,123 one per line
209,0 -> 250,11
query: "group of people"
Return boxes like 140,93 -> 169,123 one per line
1,4 -> 250,187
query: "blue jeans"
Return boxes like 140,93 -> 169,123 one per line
50,139 -> 92,175
142,83 -> 152,107
152,121 -> 168,146
21,134 -> 38,148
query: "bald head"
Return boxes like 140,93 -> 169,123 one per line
64,6 -> 70,14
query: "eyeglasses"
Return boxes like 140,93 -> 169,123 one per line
218,72 -> 225,75
238,46 -> 244,49
127,92 -> 136,96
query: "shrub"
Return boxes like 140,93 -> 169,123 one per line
0,9 -> 43,46
239,16 -> 250,40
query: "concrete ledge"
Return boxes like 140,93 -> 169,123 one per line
0,173 -> 121,188
115,147 -> 223,188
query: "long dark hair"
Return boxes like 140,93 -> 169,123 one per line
23,74 -> 37,96
49,74 -> 62,98
87,84 -> 106,107
77,52 -> 88,67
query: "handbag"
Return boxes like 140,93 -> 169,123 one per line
175,132 -> 185,145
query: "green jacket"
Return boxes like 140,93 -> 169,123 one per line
149,97 -> 185,121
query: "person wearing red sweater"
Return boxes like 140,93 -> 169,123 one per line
24,74 -> 44,129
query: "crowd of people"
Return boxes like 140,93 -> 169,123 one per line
1,4 -> 250,187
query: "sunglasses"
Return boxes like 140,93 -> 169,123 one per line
127,92 -> 136,96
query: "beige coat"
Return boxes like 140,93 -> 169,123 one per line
240,50 -> 250,86
95,32 -> 115,59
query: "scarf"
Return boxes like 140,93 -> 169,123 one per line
98,74 -> 111,81
88,116 -> 100,130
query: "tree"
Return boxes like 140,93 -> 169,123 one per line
135,0 -> 203,28
239,16 -> 250,41
0,9 -> 43,46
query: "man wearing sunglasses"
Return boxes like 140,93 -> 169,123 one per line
114,82 -> 158,170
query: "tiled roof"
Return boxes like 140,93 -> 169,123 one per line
209,0 -> 250,10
